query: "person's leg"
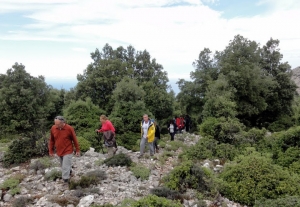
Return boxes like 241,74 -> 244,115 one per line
61,153 -> 73,182
171,133 -> 175,141
148,141 -> 154,156
140,138 -> 146,156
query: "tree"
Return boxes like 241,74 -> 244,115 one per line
0,63 -> 51,135
109,77 -> 152,135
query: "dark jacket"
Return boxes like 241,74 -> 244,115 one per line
155,125 -> 160,139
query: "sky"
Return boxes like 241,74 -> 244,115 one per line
0,0 -> 300,92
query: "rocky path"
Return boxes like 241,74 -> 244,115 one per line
0,133 -> 246,207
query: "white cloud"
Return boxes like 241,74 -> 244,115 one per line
0,0 -> 299,84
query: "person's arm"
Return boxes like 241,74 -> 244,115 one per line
70,127 -> 80,156
49,129 -> 55,156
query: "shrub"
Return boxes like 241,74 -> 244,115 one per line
219,152 -> 300,206
166,140 -> 187,151
70,170 -> 106,189
117,132 -> 141,151
163,161 -> 217,197
12,196 -> 33,207
276,147 -> 300,167
104,153 -> 132,167
240,128 -> 267,144
150,187 -> 183,201
159,140 -> 166,148
268,115 -> 294,132
119,198 -> 136,207
254,196 -> 300,207
200,117 -> 219,138
130,164 -> 150,181
48,195 -> 79,206
77,136 -> 91,152
184,137 -> 217,160
215,143 -> 238,161
131,195 -> 182,207
3,138 -> 36,167
159,151 -> 175,165
44,168 -> 62,181
0,174 -> 24,196
30,157 -> 52,172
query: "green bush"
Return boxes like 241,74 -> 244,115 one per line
184,137 -> 217,160
117,132 -> 141,151
30,157 -> 52,172
163,161 -> 217,197
200,117 -> 219,138
44,168 -> 62,181
130,164 -> 150,181
131,195 -> 182,207
215,143 -> 238,161
3,138 -> 36,167
77,136 -> 91,152
104,153 -> 132,167
165,140 -> 187,151
150,187 -> 183,201
0,174 -> 24,196
254,196 -> 300,207
268,115 -> 294,132
220,152 -> 300,206
70,170 -> 106,190
276,147 -> 300,167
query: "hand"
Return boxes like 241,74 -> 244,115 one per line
95,129 -> 98,132
75,152 -> 80,156
49,153 -> 54,157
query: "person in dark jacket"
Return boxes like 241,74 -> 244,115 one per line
152,119 -> 160,153
167,119 -> 177,141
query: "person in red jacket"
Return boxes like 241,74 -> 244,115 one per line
49,116 -> 80,186
95,115 -> 117,154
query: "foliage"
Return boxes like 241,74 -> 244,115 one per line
163,161 -> 217,197
165,140 -> 187,151
150,187 -> 183,201
3,138 -> 36,167
184,137 -> 217,160
63,97 -> 105,135
219,152 -> 300,206
109,77 -> 152,135
117,132 -> 141,151
0,63 -> 51,135
12,196 -> 33,207
77,136 -> 91,152
30,157 -> 52,172
130,195 -> 182,207
254,196 -> 300,207
0,174 -> 24,196
268,115 -> 295,132
103,153 -> 132,167
70,170 -> 106,189
44,168 -> 62,181
130,164 -> 150,181
48,195 -> 79,206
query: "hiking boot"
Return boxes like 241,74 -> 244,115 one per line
70,170 -> 74,177
138,154 -> 143,159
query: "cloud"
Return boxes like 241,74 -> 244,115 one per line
0,0 -> 299,84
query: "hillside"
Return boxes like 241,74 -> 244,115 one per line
0,134 -> 245,207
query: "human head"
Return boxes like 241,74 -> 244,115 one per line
151,119 -> 156,126
143,114 -> 149,122
100,115 -> 108,124
169,119 -> 173,124
54,116 -> 65,128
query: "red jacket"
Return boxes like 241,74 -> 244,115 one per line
97,120 -> 115,133
49,124 -> 80,156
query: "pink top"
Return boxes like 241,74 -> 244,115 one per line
98,120 -> 115,133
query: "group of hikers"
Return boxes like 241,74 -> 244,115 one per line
48,113 -> 191,186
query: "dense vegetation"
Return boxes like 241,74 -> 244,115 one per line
1,35 -> 300,206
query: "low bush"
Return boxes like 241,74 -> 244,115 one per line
48,195 -> 79,206
131,195 -> 182,207
268,115 -> 294,132
0,174 -> 24,196
70,170 -> 106,189
130,164 -> 150,181
184,137 -> 217,160
159,151 -> 175,165
77,136 -> 91,152
30,157 -> 52,172
254,196 -> 300,207
219,152 -> 300,206
163,161 -> 217,197
3,138 -> 36,167
12,196 -> 33,207
44,168 -> 62,181
104,153 -> 132,167
117,132 -> 141,151
165,140 -> 187,151
150,187 -> 183,201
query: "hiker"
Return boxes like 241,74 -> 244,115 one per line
153,119 -> 161,153
49,116 -> 80,186
185,114 -> 191,132
139,114 -> 155,158
175,116 -> 181,133
95,115 -> 117,156
167,119 -> 177,141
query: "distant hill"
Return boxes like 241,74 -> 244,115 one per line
291,66 -> 300,94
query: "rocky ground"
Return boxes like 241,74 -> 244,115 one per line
0,133 -> 247,207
